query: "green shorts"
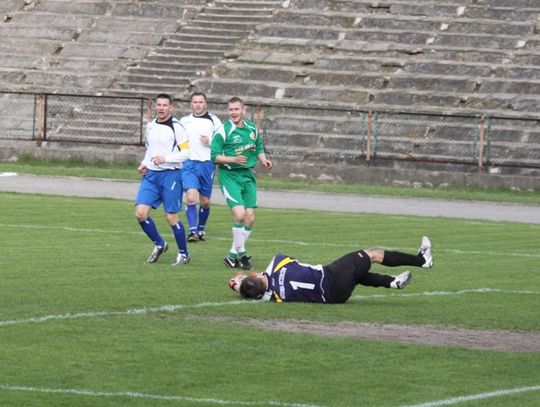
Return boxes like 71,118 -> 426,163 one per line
218,168 -> 258,208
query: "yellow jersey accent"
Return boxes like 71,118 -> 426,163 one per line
178,141 -> 189,151
271,256 -> 294,304
273,257 -> 294,273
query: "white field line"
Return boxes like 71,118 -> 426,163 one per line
403,385 -> 540,407
1,223 -> 540,257
351,288 -> 540,300
1,288 -> 538,328
0,300 -> 253,327
0,384 -> 325,407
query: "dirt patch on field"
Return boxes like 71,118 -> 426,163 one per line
209,317 -> 540,352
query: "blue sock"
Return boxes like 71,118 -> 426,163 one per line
172,222 -> 188,254
198,207 -> 210,232
186,204 -> 198,233
139,217 -> 164,246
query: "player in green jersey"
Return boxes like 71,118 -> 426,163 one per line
211,97 -> 272,270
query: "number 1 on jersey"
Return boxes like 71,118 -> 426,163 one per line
289,281 -> 315,291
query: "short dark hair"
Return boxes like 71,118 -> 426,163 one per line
239,275 -> 266,299
228,96 -> 243,106
156,93 -> 172,103
191,91 -> 207,101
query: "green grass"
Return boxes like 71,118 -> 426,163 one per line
1,156 -> 539,204
1,192 -> 539,406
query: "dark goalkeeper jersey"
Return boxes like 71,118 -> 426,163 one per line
262,253 -> 331,303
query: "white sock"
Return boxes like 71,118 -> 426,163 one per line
232,225 -> 246,254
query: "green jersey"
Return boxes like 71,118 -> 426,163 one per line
211,119 -> 265,170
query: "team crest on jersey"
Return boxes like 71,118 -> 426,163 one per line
250,132 -> 256,140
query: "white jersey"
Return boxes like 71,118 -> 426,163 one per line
141,117 -> 190,171
179,112 -> 222,162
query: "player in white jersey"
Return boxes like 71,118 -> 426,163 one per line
135,94 -> 191,266
180,92 -> 223,242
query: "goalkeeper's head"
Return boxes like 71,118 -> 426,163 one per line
239,274 -> 267,300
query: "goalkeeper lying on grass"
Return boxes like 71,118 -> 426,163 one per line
228,237 -> 433,303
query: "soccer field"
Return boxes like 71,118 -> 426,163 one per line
1,192 -> 539,406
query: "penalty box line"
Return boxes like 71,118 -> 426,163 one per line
0,384 -> 325,407
1,288 -> 538,328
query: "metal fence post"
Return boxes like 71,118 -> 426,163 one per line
37,93 -> 47,145
255,103 -> 262,131
478,115 -> 485,173
366,110 -> 372,161
146,97 -> 153,123
139,97 -> 144,145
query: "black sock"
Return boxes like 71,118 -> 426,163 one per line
381,251 -> 423,267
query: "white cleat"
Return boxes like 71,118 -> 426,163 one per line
391,271 -> 412,289
172,252 -> 191,266
146,241 -> 168,263
418,236 -> 433,268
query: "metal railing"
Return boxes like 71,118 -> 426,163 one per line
1,91 -> 538,172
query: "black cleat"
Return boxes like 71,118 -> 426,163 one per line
239,255 -> 253,271
224,256 -> 240,268
187,232 -> 199,243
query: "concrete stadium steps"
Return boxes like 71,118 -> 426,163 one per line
30,0 -> 110,15
0,37 -> 62,55
212,61 -> 491,93
272,9 -> 534,36
213,59 -> 540,97
112,79 -> 192,96
0,0 -> 25,14
107,0 -> 283,97
44,97 -> 144,145
31,0 -> 202,17
3,12 -> 95,32
0,24 -> 80,41
255,24 -> 531,51
196,75 -> 540,116
292,0 -> 540,13
127,61 -> 210,72
263,113 -> 540,167
0,0 -> 205,95
213,0 -> 282,10
248,36 -> 540,65
192,0 -> 540,122
0,0 -> 538,175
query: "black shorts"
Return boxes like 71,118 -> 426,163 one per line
324,250 -> 371,303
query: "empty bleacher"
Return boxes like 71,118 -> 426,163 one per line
0,0 -> 539,182
0,0 -> 283,154
0,0 -> 205,94
189,0 -> 540,176
196,1 -> 540,115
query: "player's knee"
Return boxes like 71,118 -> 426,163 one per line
135,206 -> 148,222
165,213 -> 179,225
365,247 -> 384,264
245,210 -> 256,226
200,197 -> 210,207
185,189 -> 197,204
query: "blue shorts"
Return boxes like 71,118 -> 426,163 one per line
135,169 -> 184,213
182,160 -> 215,198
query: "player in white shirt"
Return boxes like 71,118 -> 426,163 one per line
135,94 -> 191,266
179,92 -> 223,242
